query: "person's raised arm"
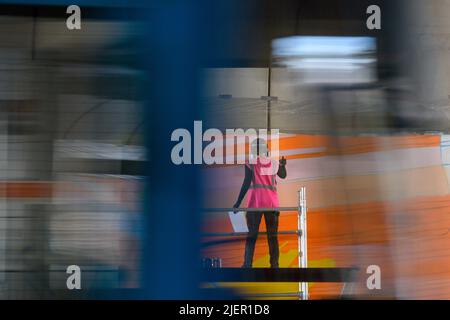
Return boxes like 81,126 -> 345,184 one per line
277,156 -> 287,179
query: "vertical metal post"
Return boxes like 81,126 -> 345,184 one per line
298,187 -> 309,300
297,190 -> 302,298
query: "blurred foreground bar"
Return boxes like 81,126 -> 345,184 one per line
202,268 -> 359,282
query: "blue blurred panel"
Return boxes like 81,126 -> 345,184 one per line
138,0 -> 234,299
138,0 -> 241,299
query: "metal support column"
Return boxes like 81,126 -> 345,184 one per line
298,187 -> 308,300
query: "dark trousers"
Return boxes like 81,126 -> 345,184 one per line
242,211 -> 279,268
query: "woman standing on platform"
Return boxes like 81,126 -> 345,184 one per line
233,138 -> 287,268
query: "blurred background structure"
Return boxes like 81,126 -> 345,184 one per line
0,3 -> 146,298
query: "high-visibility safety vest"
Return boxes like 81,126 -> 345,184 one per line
245,156 -> 279,209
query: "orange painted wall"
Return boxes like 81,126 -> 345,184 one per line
202,134 -> 450,299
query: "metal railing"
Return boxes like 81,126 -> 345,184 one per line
202,187 -> 308,300
298,187 -> 308,299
